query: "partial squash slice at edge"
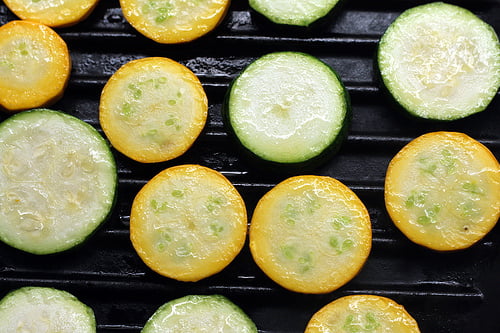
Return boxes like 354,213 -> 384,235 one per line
119,0 -> 231,44
305,295 -> 421,332
3,0 -> 100,27
377,2 -> 500,121
142,295 -> 257,332
0,20 -> 71,112
0,287 -> 96,331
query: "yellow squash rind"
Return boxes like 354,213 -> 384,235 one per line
385,131 -> 500,251
0,21 -> 71,112
99,57 -> 207,163
120,0 -> 231,44
250,175 -> 371,294
305,295 -> 421,332
130,164 -> 247,282
3,0 -> 100,27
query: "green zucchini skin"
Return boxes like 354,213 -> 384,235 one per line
222,52 -> 351,173
249,0 -> 346,31
249,0 -> 344,28
0,286 -> 96,332
377,2 -> 500,121
223,97 -> 351,174
142,294 -> 258,332
0,109 -> 117,255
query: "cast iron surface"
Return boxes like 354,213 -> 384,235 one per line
0,0 -> 499,332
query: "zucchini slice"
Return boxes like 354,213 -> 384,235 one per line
0,109 -> 117,255
249,175 -> 371,294
130,165 -> 247,282
0,286 -> 96,332
385,132 -> 500,251
249,0 -> 341,27
3,0 -> 100,27
305,295 -> 421,332
120,0 -> 230,44
99,57 -> 208,163
225,52 -> 350,167
142,295 -> 257,332
0,20 -> 71,112
378,2 -> 500,121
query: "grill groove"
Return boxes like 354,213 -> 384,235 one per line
0,1 -> 499,332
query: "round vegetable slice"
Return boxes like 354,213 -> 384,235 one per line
100,57 -> 207,163
142,295 -> 257,332
224,52 -> 350,167
0,109 -> 117,255
0,286 -> 96,332
385,131 -> 500,251
305,295 -> 421,332
130,164 -> 247,282
249,0 -> 341,27
378,2 -> 500,121
119,0 -> 230,44
0,20 -> 71,112
249,175 -> 371,294
3,0 -> 100,27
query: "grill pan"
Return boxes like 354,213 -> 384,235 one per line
0,0 -> 499,332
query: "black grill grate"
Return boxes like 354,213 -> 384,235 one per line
0,1 -> 499,332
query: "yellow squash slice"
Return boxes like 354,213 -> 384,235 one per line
130,164 -> 247,282
385,132 -> 500,251
99,57 -> 207,163
0,20 -> 71,112
305,295 -> 421,332
3,0 -> 100,27
120,0 -> 231,44
249,175 -> 372,294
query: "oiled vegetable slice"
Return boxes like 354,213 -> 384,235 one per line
385,131 -> 500,251
130,164 -> 247,282
142,295 -> 257,332
249,0 -> 341,27
100,57 -> 207,163
0,109 -> 117,255
0,287 -> 96,332
305,295 -> 421,332
225,52 -> 350,166
378,2 -> 500,120
3,0 -> 100,27
249,175 -> 371,294
120,0 -> 230,43
0,20 -> 71,112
